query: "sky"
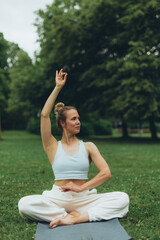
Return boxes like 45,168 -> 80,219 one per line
0,0 -> 53,59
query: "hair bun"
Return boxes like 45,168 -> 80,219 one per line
54,102 -> 65,117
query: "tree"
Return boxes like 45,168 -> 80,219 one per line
0,33 -> 9,139
109,0 -> 160,139
35,0 -> 120,110
7,50 -> 35,129
34,0 -> 160,139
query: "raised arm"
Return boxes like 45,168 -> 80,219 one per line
41,69 -> 67,158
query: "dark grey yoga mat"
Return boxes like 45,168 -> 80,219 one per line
35,218 -> 132,240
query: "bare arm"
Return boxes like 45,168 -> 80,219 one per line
41,69 -> 67,161
60,142 -> 111,192
80,142 -> 111,190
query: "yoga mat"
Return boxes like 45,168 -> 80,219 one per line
35,218 -> 132,240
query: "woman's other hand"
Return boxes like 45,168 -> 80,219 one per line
55,68 -> 68,89
60,182 -> 83,193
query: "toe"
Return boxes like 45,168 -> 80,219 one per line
49,220 -> 57,228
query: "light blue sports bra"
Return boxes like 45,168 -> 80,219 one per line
52,140 -> 89,180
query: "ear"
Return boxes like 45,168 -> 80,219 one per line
60,119 -> 66,128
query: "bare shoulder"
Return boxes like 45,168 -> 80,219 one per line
84,141 -> 98,154
84,141 -> 106,167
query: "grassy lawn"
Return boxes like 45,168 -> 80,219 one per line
0,131 -> 160,240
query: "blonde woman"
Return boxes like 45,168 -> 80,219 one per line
18,69 -> 129,228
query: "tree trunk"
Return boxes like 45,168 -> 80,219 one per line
149,115 -> 157,139
122,120 -> 128,138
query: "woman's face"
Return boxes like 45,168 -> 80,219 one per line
63,109 -> 81,134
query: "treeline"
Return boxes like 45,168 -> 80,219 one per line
0,0 -> 160,139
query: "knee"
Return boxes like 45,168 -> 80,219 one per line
18,196 -> 30,218
119,192 -> 129,208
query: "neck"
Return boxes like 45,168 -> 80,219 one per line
61,131 -> 78,145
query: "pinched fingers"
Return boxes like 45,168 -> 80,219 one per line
56,69 -> 67,80
63,72 -> 68,81
55,69 -> 68,88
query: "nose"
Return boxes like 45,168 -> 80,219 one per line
76,118 -> 80,125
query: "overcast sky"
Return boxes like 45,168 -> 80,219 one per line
0,0 -> 53,59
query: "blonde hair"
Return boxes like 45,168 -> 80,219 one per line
54,102 -> 77,131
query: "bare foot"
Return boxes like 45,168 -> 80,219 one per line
49,211 -> 80,229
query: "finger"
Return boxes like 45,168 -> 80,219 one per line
56,70 -> 58,76
61,185 -> 69,189
61,73 -> 66,79
61,188 -> 67,192
64,73 -> 68,81
59,68 -> 63,75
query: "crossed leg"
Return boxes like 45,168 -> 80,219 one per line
18,190 -> 129,228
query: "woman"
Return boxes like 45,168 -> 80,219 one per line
18,69 -> 129,229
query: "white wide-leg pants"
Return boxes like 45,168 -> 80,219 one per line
18,185 -> 129,222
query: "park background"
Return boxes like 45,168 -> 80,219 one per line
0,0 -> 160,239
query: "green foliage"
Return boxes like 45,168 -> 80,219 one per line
51,116 -> 61,136
78,121 -> 94,137
0,69 -> 9,109
33,0 -> 160,139
92,119 -> 112,135
7,49 -> 36,128
0,32 -> 8,69
0,33 -> 10,138
7,42 -> 21,67
26,116 -> 62,136
0,33 -> 9,109
156,123 -> 160,133
127,122 -> 138,130
142,122 -> 150,129
26,117 -> 40,135
1,0 -> 160,139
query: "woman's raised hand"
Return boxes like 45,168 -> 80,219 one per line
55,69 -> 68,89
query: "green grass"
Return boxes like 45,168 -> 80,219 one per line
0,131 -> 160,240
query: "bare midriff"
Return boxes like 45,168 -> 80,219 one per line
54,179 -> 87,186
